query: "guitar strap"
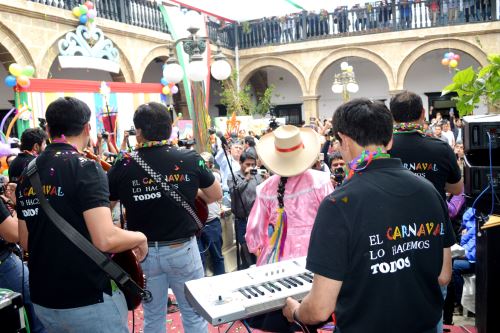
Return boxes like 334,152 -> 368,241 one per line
129,151 -> 204,231
26,159 -> 152,304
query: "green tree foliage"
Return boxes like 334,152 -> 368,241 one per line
442,53 -> 500,117
219,70 -> 276,116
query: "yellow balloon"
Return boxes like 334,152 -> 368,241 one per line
72,7 -> 82,17
449,59 -> 458,68
162,86 -> 171,95
8,63 -> 23,77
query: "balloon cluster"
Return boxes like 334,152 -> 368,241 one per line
441,52 -> 460,69
4,64 -> 35,88
160,77 -> 178,96
72,1 -> 97,26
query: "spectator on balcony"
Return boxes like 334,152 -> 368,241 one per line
463,0 -> 475,22
428,0 -> 440,25
399,0 -> 413,29
319,9 -> 329,35
441,0 -> 450,24
334,6 -> 349,33
379,0 -> 392,28
449,0 -> 459,23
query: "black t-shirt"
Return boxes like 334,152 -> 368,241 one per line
8,152 -> 35,184
389,132 -> 462,200
108,146 -> 215,241
15,143 -> 112,309
307,159 -> 455,333
0,200 -> 13,253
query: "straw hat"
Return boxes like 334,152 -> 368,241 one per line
256,125 -> 320,177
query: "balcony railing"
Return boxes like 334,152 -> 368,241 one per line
30,0 -> 169,34
227,0 -> 495,49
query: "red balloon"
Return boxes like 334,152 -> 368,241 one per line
84,1 -> 94,9
453,54 -> 460,61
168,83 -> 175,88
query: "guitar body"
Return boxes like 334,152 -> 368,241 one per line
195,196 -> 208,223
112,249 -> 144,311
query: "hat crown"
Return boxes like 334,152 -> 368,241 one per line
274,125 -> 303,150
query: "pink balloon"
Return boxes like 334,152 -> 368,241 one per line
453,54 -> 460,61
171,85 -> 179,94
87,9 -> 97,19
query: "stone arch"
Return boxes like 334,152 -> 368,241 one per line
38,28 -> 135,82
137,45 -> 170,82
396,38 -> 488,90
310,48 -> 395,95
239,57 -> 307,96
0,22 -> 35,70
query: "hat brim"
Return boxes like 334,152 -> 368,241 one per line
256,127 -> 320,177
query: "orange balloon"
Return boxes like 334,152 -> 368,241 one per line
441,58 -> 450,66
16,75 -> 30,88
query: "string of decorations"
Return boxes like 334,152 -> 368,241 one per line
347,148 -> 390,180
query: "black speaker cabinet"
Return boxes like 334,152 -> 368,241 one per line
463,151 -> 500,196
476,219 -> 500,333
463,115 -> 500,152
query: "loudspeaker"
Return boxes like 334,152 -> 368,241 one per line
463,151 -> 500,196
462,115 -> 500,152
0,291 -> 26,332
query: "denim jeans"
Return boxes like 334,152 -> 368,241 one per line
198,218 -> 225,275
436,285 -> 447,333
0,253 -> 46,333
142,236 -> 207,332
452,259 -> 475,303
33,289 -> 128,333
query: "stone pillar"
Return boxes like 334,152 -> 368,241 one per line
302,95 -> 320,121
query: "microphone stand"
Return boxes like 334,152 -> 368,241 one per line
220,141 -> 248,271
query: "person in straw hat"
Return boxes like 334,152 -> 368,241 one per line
244,124 -> 334,332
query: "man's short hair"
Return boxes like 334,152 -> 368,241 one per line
133,102 -> 172,141
244,136 -> 256,147
328,152 -> 344,166
389,91 -> 423,123
239,151 -> 256,163
332,98 -> 393,147
20,128 -> 47,151
46,97 -> 91,137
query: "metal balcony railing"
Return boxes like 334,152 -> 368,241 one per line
230,0 -> 495,49
30,0 -> 169,34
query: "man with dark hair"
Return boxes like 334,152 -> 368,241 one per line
283,98 -> 454,333
16,97 -> 148,332
244,135 -> 257,157
389,91 -> 462,200
328,151 -> 346,188
8,128 -> 47,184
228,151 -> 264,269
107,102 -> 222,332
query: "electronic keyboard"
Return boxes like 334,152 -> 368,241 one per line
185,257 -> 312,325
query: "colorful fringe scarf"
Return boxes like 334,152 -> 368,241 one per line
267,207 -> 288,264
347,148 -> 390,180
393,122 -> 424,134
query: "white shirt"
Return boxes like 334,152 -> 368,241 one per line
442,130 -> 456,147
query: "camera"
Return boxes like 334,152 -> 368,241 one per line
326,128 -> 335,137
101,130 -> 109,140
127,126 -> 136,136
333,166 -> 345,183
178,139 -> 196,147
250,168 -> 258,175
269,117 -> 280,131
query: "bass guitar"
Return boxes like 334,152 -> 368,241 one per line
83,149 -> 146,310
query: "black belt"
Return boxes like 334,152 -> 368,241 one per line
147,237 -> 192,247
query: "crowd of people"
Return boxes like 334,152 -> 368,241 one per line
217,0 -> 494,48
0,90 -> 478,333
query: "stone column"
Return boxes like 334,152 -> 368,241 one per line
302,95 -> 320,121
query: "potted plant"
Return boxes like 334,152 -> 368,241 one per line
442,53 -> 500,116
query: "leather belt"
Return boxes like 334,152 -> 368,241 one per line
147,237 -> 191,248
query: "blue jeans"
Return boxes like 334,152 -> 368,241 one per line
198,218 -> 225,275
437,285 -> 447,333
452,259 -> 475,303
142,236 -> 207,333
33,290 -> 128,333
0,253 -> 46,333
